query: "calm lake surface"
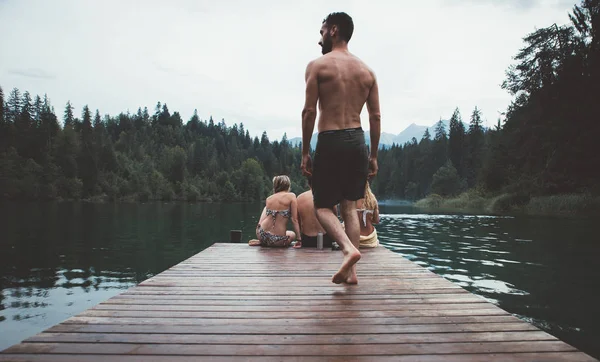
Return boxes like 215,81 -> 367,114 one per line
0,201 -> 598,358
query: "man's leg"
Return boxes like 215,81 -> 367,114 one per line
340,199 -> 360,284
315,207 -> 361,284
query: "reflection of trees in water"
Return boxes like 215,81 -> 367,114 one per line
3,269 -> 59,290
0,202 -> 262,322
0,289 -> 4,316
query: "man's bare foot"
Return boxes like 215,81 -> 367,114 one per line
332,248 -> 361,284
345,274 -> 358,284
293,241 -> 302,249
345,265 -> 358,284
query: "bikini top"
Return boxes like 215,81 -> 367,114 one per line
266,208 -> 291,219
356,208 -> 374,227
265,208 -> 291,229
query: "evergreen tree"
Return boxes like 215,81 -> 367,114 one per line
448,108 -> 466,178
0,85 -> 4,125
432,119 -> 448,171
0,86 -> 7,152
466,106 -> 485,187
64,101 -> 75,128
6,88 -> 21,123
421,128 -> 431,142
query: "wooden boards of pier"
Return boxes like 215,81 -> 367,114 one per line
1,243 -> 597,361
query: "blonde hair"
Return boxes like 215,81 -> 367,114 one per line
363,182 -> 378,210
273,175 -> 291,193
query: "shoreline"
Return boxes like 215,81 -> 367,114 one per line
413,191 -> 600,217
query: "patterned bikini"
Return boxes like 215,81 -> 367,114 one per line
257,208 -> 292,247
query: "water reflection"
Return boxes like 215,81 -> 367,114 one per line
378,205 -> 600,359
0,201 -> 263,351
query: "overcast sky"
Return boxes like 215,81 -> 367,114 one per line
0,0 -> 577,140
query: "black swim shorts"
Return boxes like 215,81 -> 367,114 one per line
312,127 -> 369,209
300,233 -> 334,248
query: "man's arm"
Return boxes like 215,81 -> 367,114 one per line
366,72 -> 381,159
366,71 -> 381,179
302,60 -> 319,156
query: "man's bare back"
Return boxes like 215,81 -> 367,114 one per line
310,51 -> 376,133
297,190 -> 325,237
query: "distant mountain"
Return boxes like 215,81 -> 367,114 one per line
393,123 -> 428,146
288,135 -> 317,149
288,120 -> 467,149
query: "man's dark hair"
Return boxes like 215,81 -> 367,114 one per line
323,12 -> 354,42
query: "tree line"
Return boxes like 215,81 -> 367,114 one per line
373,0 -> 599,201
0,91 -> 307,202
1,1 -> 598,203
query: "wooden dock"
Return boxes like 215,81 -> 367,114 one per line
1,243 -> 598,361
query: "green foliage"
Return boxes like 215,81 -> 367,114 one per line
431,160 -> 462,197
526,193 -> 600,215
0,89 -> 309,202
448,108 -> 466,178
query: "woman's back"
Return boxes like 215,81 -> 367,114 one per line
356,198 -> 378,236
356,182 -> 380,236
260,192 -> 296,235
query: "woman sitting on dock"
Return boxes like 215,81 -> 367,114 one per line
250,175 -> 301,247
356,182 -> 380,248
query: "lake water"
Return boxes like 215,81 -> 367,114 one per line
0,201 -> 598,358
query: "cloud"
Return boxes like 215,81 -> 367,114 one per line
8,68 -> 55,80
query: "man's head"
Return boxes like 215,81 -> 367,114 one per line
319,12 -> 354,55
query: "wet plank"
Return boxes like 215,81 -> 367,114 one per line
0,353 -> 597,362
0,340 -> 579,355
1,243 -> 597,361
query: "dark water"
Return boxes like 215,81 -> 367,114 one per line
378,203 -> 600,359
0,202 -> 599,359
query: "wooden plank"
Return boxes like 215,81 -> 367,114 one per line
49,321 -> 538,333
74,308 -> 509,320
26,330 -> 557,344
102,295 -> 487,305
1,341 -> 578,355
109,291 -> 475,300
0,352 -> 598,362
90,301 -> 491,311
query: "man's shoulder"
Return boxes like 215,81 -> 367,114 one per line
348,53 -> 376,76
307,56 -> 327,70
297,190 -> 312,202
300,190 -> 312,197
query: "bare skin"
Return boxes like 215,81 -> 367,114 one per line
254,190 -> 300,247
294,189 -> 339,248
356,198 -> 380,237
300,19 -> 382,284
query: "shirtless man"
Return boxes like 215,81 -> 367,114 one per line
300,12 -> 381,285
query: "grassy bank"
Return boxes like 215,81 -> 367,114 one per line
414,190 -> 600,216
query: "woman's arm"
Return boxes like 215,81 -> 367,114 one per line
257,206 -> 267,228
372,206 -> 380,225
